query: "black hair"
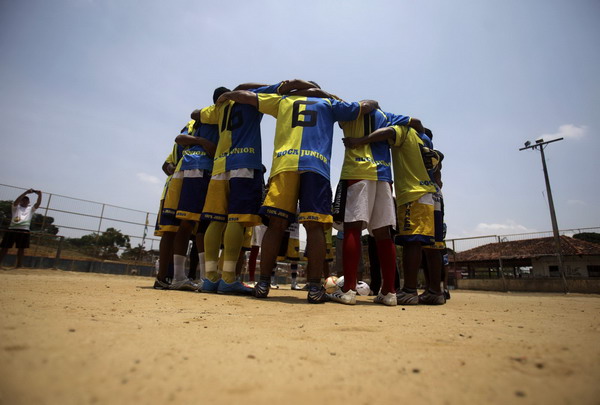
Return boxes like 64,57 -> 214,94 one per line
213,86 -> 231,103
308,81 -> 321,89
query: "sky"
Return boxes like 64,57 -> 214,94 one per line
0,0 -> 598,243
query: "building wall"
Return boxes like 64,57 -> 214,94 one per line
531,255 -> 600,277
457,278 -> 600,293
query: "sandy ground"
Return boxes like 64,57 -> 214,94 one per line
0,268 -> 599,405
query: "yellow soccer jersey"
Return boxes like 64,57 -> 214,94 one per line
340,109 -> 395,182
198,103 -> 263,175
390,126 -> 438,206
258,94 -> 361,180
197,85 -> 280,176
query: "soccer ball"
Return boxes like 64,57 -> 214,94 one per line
336,275 -> 344,288
356,281 -> 371,296
324,276 -> 339,293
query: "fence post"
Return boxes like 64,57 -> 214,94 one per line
53,236 -> 63,269
450,239 -> 457,288
41,193 -> 52,232
94,204 -> 105,259
497,236 -> 508,292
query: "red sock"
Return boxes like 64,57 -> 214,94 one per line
248,246 -> 259,282
342,228 -> 361,292
377,238 -> 397,295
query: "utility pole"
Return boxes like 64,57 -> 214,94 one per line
519,137 -> 568,293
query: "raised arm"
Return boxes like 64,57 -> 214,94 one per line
13,189 -> 31,207
216,90 -> 258,107
175,134 -> 217,157
343,126 -> 395,149
33,190 -> 42,209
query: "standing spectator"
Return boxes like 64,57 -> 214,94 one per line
0,189 -> 42,268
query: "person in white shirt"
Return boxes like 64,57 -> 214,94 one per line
0,189 -> 42,268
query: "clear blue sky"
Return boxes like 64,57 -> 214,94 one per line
0,0 -> 598,240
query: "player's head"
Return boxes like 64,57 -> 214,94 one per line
424,127 -> 433,140
308,81 -> 321,89
20,196 -> 30,207
213,87 -> 231,103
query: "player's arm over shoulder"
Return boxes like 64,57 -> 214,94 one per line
342,126 -> 395,149
278,79 -> 319,95
359,100 -> 379,115
216,90 -> 258,107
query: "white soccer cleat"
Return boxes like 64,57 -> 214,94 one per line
328,287 -> 357,305
374,292 -> 398,307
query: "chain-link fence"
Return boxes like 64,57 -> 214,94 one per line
2,183 -> 599,285
0,184 -> 159,275
445,227 -> 600,286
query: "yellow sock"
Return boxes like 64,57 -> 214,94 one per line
204,222 -> 226,282
223,222 -> 244,262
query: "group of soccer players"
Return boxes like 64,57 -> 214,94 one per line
153,79 -> 448,306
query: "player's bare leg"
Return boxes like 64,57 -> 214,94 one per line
397,241 -> 421,305
371,226 -> 397,306
156,231 -> 175,286
255,217 -> 287,298
304,221 -> 328,303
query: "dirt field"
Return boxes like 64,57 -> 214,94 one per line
0,268 -> 599,405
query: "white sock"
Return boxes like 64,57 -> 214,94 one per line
222,261 -> 237,283
205,260 -> 218,274
173,254 -> 187,281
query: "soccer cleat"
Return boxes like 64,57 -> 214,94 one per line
328,287 -> 357,305
169,278 -> 200,292
200,278 -> 221,293
444,289 -> 451,300
396,289 -> 419,305
291,283 -> 304,291
218,280 -> 254,295
418,290 -> 446,305
254,280 -> 270,298
374,292 -> 398,307
153,278 -> 170,290
307,284 -> 329,304
270,283 -> 280,289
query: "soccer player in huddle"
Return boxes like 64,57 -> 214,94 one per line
420,135 -> 447,303
153,135 -> 185,289
170,110 -> 219,291
217,83 -> 377,303
343,120 -> 445,305
330,108 -> 418,306
190,80 -> 316,294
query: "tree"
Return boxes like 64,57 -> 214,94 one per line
573,232 -> 600,245
67,227 -> 130,259
121,244 -> 157,262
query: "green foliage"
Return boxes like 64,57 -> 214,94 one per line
121,244 -> 156,262
573,232 -> 600,245
66,227 -> 131,260
0,200 -> 10,229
